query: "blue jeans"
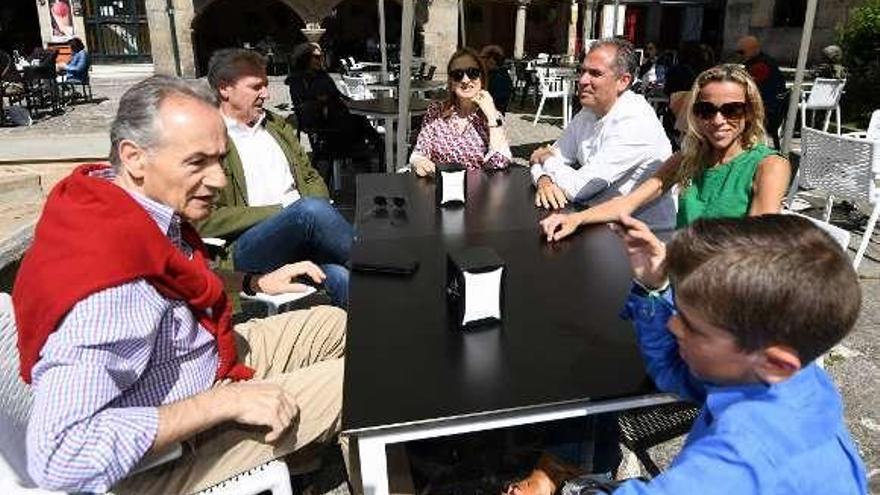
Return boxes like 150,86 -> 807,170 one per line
233,198 -> 354,307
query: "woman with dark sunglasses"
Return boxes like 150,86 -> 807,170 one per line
540,64 -> 791,241
410,47 -> 512,176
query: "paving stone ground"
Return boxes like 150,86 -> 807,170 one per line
0,74 -> 878,493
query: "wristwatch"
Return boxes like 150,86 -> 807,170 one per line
242,273 -> 257,296
488,115 -> 503,128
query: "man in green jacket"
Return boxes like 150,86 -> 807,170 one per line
199,48 -> 353,306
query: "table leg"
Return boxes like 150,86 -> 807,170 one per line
384,117 -> 395,174
358,434 -> 391,495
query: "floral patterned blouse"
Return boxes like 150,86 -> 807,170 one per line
410,101 -> 512,171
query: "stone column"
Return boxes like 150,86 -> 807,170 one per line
514,0 -> 529,60
423,0 -> 458,79
173,0 -> 196,77
566,0 -> 579,59
145,0 -> 176,75
582,0 -> 596,44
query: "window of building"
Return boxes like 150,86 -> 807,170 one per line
773,0 -> 806,27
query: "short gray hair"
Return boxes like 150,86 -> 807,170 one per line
109,75 -> 217,170
588,37 -> 638,80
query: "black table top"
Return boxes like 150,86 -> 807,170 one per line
342,167 -> 654,433
346,97 -> 431,118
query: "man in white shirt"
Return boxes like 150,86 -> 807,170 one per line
530,39 -> 675,230
199,49 -> 353,306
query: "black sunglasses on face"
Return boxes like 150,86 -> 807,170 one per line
449,67 -> 482,82
692,101 -> 747,120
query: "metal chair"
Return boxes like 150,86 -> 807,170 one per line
532,68 -> 572,127
0,293 -> 292,494
799,78 -> 846,134
788,127 -> 880,269
341,74 -> 372,101
617,401 -> 701,477
846,109 -> 880,142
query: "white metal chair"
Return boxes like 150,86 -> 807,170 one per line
846,109 -> 880,142
0,293 -> 293,495
532,68 -> 572,127
799,78 -> 846,134
788,127 -> 880,269
341,75 -> 372,101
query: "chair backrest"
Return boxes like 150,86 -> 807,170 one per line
801,126 -> 880,207
804,78 -> 846,109
867,109 -> 880,141
536,52 -> 550,63
537,69 -> 568,97
782,210 -> 851,251
0,51 -> 10,80
0,293 -> 35,486
424,65 -> 436,80
342,74 -> 370,100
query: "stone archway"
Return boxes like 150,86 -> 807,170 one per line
191,0 -> 309,75
320,0 -> 406,66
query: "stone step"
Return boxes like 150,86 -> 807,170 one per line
0,199 -> 42,269
0,172 -> 42,205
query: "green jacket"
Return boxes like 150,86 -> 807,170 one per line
198,110 -> 329,243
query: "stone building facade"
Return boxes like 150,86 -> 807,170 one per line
20,0 -> 867,77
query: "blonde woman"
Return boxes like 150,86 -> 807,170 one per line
540,64 -> 791,241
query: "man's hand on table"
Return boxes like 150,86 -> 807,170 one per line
530,145 -> 555,165
534,176 -> 568,210
610,214 -> 668,290
255,261 -> 326,295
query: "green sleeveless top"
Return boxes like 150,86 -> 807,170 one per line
676,143 -> 777,227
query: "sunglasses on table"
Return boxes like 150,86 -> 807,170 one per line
374,195 -> 406,208
449,67 -> 482,82
692,101 -> 747,120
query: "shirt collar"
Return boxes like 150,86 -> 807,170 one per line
703,363 -> 839,420
89,167 -> 182,242
222,111 -> 267,137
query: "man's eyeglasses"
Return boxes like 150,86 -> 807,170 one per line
449,67 -> 482,82
692,101 -> 747,120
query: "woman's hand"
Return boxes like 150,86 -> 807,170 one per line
472,90 -> 499,121
412,157 -> 437,177
610,215 -> 668,289
540,213 -> 581,242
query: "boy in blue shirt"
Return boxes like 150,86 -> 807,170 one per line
505,214 -> 868,495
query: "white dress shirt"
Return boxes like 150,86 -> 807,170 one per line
223,113 -> 300,207
530,90 -> 675,230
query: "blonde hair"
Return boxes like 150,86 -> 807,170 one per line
665,64 -> 767,189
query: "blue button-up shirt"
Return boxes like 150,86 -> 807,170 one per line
610,287 -> 868,495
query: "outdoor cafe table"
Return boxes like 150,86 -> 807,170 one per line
346,96 -> 431,173
367,79 -> 445,98
342,167 -> 676,495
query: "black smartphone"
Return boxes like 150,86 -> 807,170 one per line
352,245 -> 419,275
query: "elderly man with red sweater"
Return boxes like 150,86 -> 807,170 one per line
13,75 -> 345,494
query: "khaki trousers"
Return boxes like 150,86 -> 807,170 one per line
114,305 -> 346,495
